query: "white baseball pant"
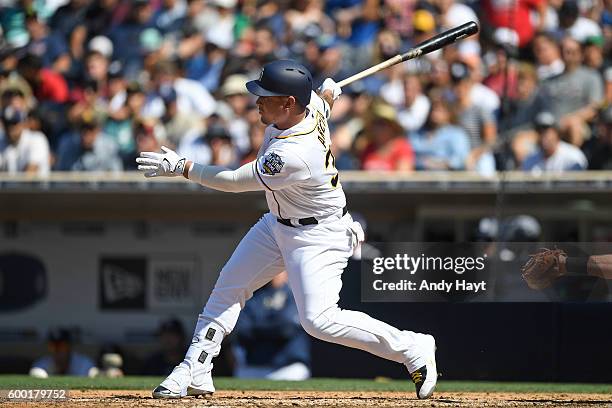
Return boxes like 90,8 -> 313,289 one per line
200,212 -> 425,371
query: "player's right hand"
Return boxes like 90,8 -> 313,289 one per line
136,146 -> 187,177
318,78 -> 342,100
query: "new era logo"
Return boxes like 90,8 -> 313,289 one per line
198,351 -> 208,364
205,328 -> 216,341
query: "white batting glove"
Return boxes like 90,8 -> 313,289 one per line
136,146 -> 187,177
318,78 -> 342,100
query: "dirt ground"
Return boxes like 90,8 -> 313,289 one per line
3,390 -> 612,408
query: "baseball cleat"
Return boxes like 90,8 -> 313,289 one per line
152,385 -> 185,399
409,334 -> 437,399
187,386 -> 214,397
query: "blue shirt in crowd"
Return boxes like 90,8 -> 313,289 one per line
409,125 -> 470,171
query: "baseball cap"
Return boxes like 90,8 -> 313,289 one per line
89,36 -> 113,59
1,106 -> 27,126
206,123 -> 232,141
220,74 -> 249,97
533,111 -> 557,130
212,0 -> 237,8
413,10 -> 436,33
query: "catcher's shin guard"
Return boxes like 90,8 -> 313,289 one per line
153,315 -> 223,399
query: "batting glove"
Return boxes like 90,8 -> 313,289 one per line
318,78 -> 342,100
136,146 -> 187,177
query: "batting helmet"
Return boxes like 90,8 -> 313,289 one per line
246,60 -> 313,108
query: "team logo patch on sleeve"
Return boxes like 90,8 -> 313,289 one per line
261,152 -> 285,175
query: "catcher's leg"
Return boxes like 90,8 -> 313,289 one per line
277,214 -> 437,399
153,214 -> 285,399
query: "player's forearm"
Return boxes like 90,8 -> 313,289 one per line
563,255 -> 612,280
184,160 -> 263,193
587,255 -> 612,279
319,90 -> 335,111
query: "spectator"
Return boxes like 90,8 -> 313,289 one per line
582,36 -> 605,72
482,0 -> 546,49
241,121 -> 266,165
177,124 -> 212,167
483,36 -> 519,100
360,102 -> 415,171
449,62 -> 497,174
541,36 -> 604,146
55,116 -> 123,171
17,53 -> 69,104
160,85 -> 204,149
433,0 -> 480,57
24,12 -> 70,73
330,84 -> 374,170
107,0 -> 156,80
0,90 -> 50,176
143,318 -> 187,376
143,60 -> 216,120
153,0 -> 188,37
216,74 -> 252,154
233,272 -> 311,381
396,74 -> 431,133
185,36 -> 229,93
584,107 -> 612,169
501,63 -> 550,165
558,0 -> 602,43
207,122 -> 239,168
532,32 -> 565,80
409,94 -> 470,170
522,111 -> 587,173
30,328 -> 96,377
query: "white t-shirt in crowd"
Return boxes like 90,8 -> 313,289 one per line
470,83 -> 501,114
522,141 -> 588,173
143,78 -> 217,119
0,129 -> 50,176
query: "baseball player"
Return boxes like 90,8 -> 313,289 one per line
136,60 -> 437,399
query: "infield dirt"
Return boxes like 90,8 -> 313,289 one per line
3,390 -> 612,407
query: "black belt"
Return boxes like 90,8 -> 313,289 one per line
277,207 -> 347,228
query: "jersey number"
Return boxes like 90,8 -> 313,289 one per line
325,147 -> 339,187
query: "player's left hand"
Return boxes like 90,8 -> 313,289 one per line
318,78 -> 342,100
136,146 -> 187,177
520,248 -> 567,289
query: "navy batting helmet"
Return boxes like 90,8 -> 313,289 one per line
246,60 -> 313,108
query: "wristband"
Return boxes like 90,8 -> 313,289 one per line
565,257 -> 589,275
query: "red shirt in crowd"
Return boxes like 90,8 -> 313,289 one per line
482,0 -> 543,48
361,138 -> 415,171
36,68 -> 69,103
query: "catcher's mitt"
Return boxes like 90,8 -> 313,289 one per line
521,248 -> 567,290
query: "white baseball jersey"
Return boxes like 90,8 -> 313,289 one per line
253,91 -> 346,220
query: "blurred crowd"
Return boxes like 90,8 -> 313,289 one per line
0,0 -> 610,176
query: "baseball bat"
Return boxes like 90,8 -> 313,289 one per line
336,21 -> 479,88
